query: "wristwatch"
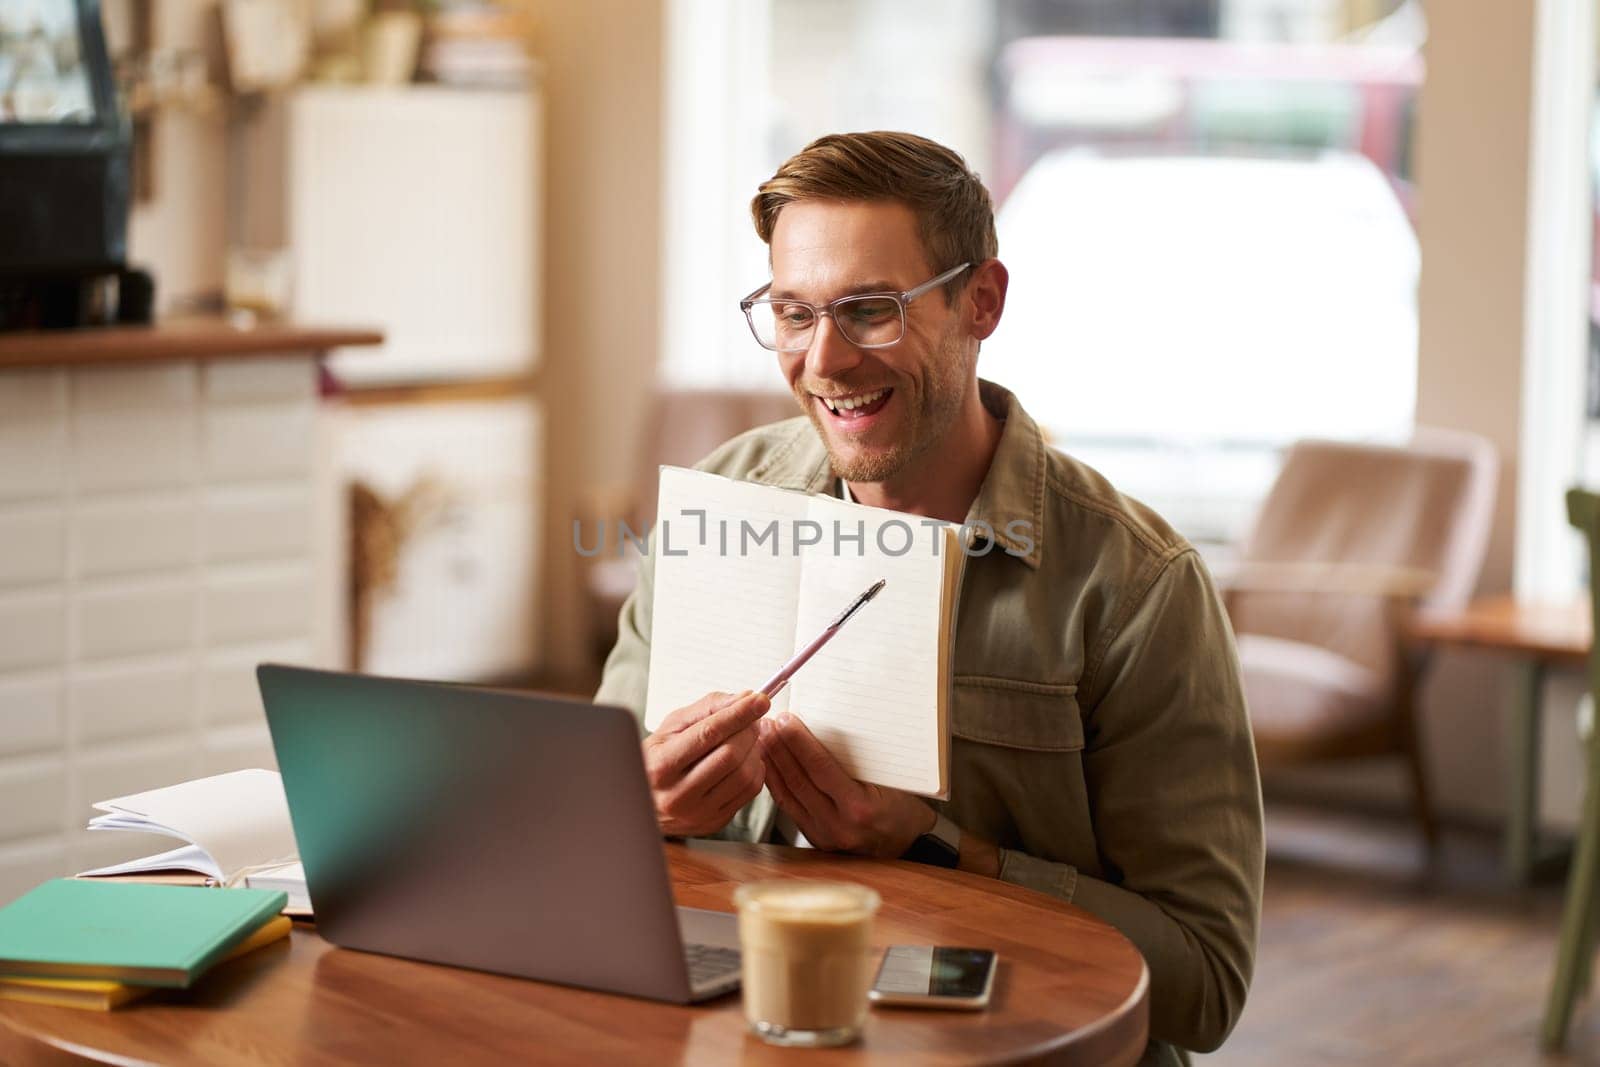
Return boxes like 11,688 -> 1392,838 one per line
900,812 -> 962,869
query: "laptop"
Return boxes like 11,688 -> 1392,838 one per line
255,663 -> 742,1003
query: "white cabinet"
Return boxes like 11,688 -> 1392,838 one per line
284,86 -> 545,682
337,396 -> 542,681
287,86 -> 541,385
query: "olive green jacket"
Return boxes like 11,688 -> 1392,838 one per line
596,382 -> 1263,1060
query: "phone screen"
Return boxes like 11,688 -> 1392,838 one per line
874,946 -> 997,998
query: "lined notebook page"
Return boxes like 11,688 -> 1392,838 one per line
788,494 -> 948,797
644,468 -> 809,730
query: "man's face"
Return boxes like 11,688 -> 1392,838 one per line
769,200 -> 975,483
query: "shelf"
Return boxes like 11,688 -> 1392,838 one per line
0,317 -> 384,371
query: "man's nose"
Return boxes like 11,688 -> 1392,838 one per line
805,315 -> 863,381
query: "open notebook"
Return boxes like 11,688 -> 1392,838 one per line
645,467 -> 965,798
76,770 -> 309,915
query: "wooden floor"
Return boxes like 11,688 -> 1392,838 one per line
1207,804 -> 1600,1066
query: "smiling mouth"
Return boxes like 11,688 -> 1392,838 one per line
817,387 -> 893,419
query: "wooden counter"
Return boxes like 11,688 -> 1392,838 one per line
0,318 -> 383,370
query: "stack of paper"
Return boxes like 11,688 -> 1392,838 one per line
76,769 -> 309,915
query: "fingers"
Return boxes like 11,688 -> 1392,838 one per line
648,695 -> 767,836
759,715 -> 925,857
759,716 -> 841,831
656,740 -> 764,838
700,743 -> 766,824
653,691 -> 736,735
672,723 -> 758,799
651,690 -> 770,781
762,738 -> 835,849
771,713 -> 861,802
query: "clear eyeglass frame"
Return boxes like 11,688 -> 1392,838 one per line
738,261 -> 972,353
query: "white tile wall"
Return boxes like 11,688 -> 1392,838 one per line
0,674 -> 63,756
0,839 -> 69,898
75,496 -> 196,578
205,565 -> 313,645
75,408 -> 200,492
201,723 -> 279,777
0,417 -> 68,502
203,641 -> 308,726
71,661 -> 193,744
0,594 -> 66,672
204,405 -> 316,482
72,364 -> 197,410
0,368 -> 67,416
0,354 -> 328,904
0,509 -> 66,587
204,486 -> 311,563
0,756 -> 68,842
204,358 -> 319,403
74,583 -> 195,661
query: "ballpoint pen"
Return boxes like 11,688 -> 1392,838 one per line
758,579 -> 887,700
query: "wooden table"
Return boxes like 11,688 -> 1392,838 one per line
0,842 -> 1150,1066
1410,595 -> 1591,882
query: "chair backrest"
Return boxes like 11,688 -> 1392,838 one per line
634,388 -> 801,525
1230,428 -> 1498,680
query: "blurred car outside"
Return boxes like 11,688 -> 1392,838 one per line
981,146 -> 1419,551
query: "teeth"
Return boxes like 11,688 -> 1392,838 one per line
823,388 -> 887,414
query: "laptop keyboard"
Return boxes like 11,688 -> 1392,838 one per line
685,942 -> 742,992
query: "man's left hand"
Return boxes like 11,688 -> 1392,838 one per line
757,712 -> 935,858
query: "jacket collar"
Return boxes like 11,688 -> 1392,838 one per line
749,379 -> 1047,569
965,380 -> 1046,568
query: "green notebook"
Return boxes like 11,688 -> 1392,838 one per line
0,879 -> 287,988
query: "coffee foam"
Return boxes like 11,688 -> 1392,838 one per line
740,881 -> 876,919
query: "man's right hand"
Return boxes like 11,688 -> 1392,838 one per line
644,690 -> 770,837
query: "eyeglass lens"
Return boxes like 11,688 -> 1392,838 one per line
747,295 -> 903,352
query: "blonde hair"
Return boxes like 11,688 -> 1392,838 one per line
751,131 -> 997,302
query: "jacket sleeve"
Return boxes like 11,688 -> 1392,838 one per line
996,548 -> 1263,1054
593,542 -> 657,731
592,531 -> 773,844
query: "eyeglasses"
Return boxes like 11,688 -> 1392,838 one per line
738,262 -> 972,353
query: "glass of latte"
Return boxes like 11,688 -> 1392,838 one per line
734,880 -> 881,1047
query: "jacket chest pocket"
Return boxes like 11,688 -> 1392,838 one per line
945,676 -> 1087,859
950,676 -> 1084,751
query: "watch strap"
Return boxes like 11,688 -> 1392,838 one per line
901,813 -> 962,869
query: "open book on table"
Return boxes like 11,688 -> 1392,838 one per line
644,467 -> 965,798
76,769 -> 310,915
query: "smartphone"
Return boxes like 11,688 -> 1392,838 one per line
868,946 -> 998,1009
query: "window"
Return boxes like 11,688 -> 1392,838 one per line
1513,0 -> 1596,598
660,0 -> 992,390
663,0 -> 1429,549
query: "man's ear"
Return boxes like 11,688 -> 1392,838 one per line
966,259 -> 1009,342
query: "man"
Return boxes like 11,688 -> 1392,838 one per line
596,131 -> 1263,1064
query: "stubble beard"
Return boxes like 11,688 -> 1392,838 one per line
796,325 -> 976,485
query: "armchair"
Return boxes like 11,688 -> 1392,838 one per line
1224,430 -> 1498,849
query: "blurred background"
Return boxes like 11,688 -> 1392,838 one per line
2,0 -> 1600,1058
